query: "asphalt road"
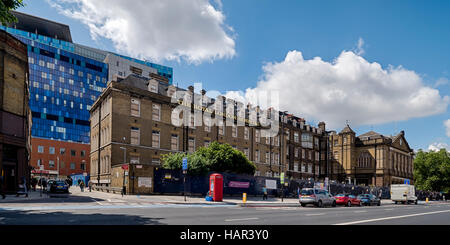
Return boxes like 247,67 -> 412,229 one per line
1,201 -> 449,225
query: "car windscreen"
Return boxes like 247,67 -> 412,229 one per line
336,194 -> 345,197
55,181 -> 66,186
301,189 -> 314,195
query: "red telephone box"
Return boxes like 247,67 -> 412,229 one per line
209,173 -> 223,202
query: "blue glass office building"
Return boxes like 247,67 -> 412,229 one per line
1,11 -> 173,145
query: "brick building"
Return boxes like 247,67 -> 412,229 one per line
30,138 -> 89,179
90,74 -> 329,193
0,30 -> 31,193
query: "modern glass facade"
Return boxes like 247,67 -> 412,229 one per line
1,23 -> 173,144
13,34 -> 108,143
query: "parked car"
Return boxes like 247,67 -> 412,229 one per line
335,194 -> 362,207
48,180 -> 69,194
357,194 -> 381,206
299,188 -> 336,208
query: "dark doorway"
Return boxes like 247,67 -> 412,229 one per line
3,163 -> 17,193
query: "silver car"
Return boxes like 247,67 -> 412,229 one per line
299,188 -> 336,207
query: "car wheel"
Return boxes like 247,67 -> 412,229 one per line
318,200 -> 323,208
347,201 -> 352,207
368,202 -> 371,206
301,203 -> 306,207
415,200 -> 418,205
359,201 -> 363,207
377,201 -> 381,206
332,201 -> 336,207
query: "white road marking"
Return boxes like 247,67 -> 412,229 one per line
354,210 -> 367,213
225,217 -> 259,222
305,213 -> 325,216
384,209 -> 394,211
334,209 -> 450,225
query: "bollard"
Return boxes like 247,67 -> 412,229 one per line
243,193 -> 247,203
426,197 -> 429,203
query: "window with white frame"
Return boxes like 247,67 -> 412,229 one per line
266,152 -> 270,164
204,117 -> 211,132
295,147 -> 299,158
171,135 -> 178,151
294,132 -> 299,143
244,148 -> 249,159
232,125 -> 237,138
131,98 -> 140,117
219,124 -> 225,135
255,129 -> 260,143
188,138 -> 195,152
152,104 -> 161,121
131,127 -> 140,145
49,147 -> 55,155
244,127 -> 249,140
255,150 -> 260,162
152,131 -> 160,148
38,146 -> 44,153
294,162 -> 299,172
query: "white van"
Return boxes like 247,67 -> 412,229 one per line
390,184 -> 418,204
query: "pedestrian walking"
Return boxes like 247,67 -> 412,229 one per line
0,175 -> 5,199
262,186 -> 268,200
42,178 -> 47,193
31,178 -> 37,191
80,181 -> 85,192
16,176 -> 28,197
88,181 -> 92,192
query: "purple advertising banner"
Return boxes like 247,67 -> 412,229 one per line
229,181 -> 250,188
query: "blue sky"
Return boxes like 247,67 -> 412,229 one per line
18,0 -> 450,152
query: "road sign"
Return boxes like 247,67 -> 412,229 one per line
182,157 -> 188,171
121,164 -> 129,170
404,179 -> 410,185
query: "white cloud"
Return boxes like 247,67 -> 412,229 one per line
445,119 -> 450,137
428,142 -> 450,152
48,0 -> 236,64
354,37 -> 365,56
237,50 -> 449,129
434,77 -> 449,87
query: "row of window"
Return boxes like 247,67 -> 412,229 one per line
29,56 -> 105,82
37,159 -> 85,170
130,98 -> 321,147
36,145 -> 86,157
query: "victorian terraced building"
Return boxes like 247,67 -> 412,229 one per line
90,74 -> 328,193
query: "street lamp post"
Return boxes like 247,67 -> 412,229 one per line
280,111 -> 288,203
120,146 -> 126,197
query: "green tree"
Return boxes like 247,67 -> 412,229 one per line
0,0 -> 25,25
414,149 -> 450,193
161,141 -> 256,176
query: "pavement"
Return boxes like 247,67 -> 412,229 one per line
1,186 -> 447,207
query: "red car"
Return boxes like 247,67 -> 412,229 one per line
335,194 -> 362,207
